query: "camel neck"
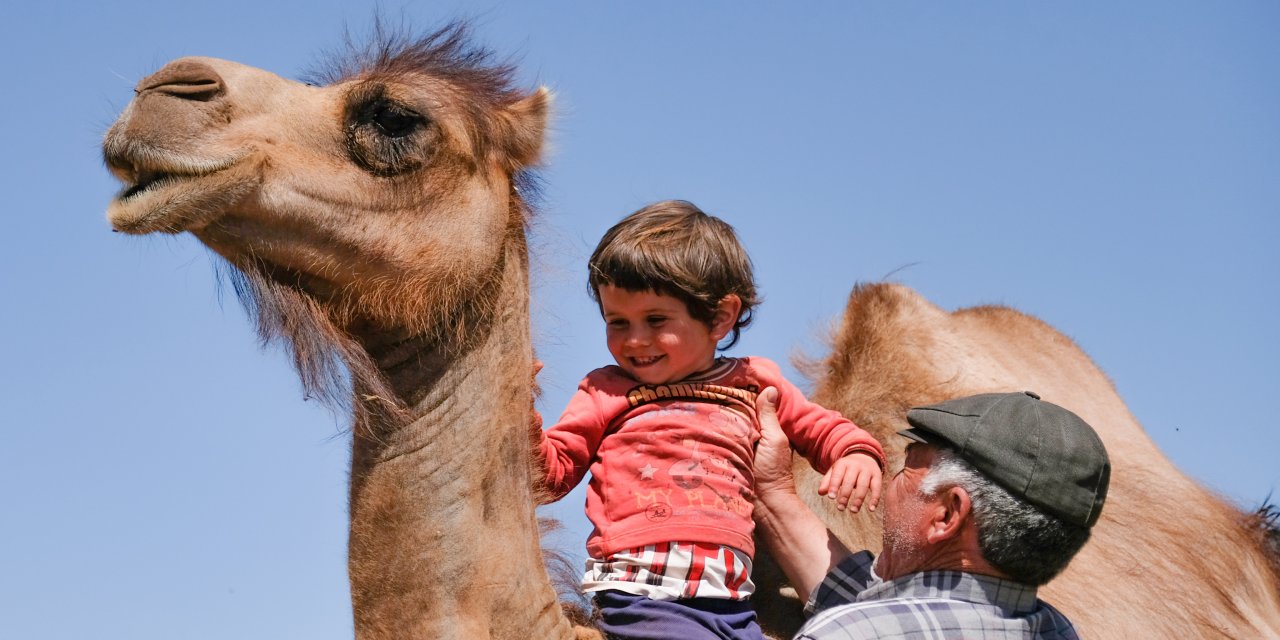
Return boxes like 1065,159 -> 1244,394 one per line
345,240 -> 576,640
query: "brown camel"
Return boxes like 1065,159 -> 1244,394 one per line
750,283 -> 1280,639
104,25 -> 598,640
103,25 -> 1278,640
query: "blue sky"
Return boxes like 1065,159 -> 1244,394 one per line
2,2 -> 1277,638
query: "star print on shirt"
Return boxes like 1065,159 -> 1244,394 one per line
639,463 -> 657,480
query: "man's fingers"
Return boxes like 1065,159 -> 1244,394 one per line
753,387 -> 798,493
755,387 -> 787,449
756,386 -> 779,420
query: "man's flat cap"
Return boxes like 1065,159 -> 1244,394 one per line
900,391 -> 1110,527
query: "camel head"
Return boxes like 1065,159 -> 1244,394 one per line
103,29 -> 604,638
103,26 -> 549,344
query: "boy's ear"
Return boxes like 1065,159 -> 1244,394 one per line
711,295 -> 743,340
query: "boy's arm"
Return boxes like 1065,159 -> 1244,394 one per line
762,365 -> 885,474
538,376 -> 610,500
817,451 -> 884,512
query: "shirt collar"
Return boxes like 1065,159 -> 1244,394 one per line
860,565 -> 1042,614
682,356 -> 737,381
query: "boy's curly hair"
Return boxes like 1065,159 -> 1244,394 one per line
588,200 -> 760,349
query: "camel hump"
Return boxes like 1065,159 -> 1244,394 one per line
818,282 -> 943,384
807,282 -> 1128,449
836,282 -> 1115,398
788,281 -> 1280,638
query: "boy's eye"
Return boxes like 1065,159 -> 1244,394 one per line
607,319 -> 628,330
646,316 -> 667,326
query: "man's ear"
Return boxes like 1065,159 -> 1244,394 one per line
710,294 -> 742,341
925,486 -> 972,544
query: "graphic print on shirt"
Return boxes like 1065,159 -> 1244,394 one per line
633,428 -> 674,522
708,403 -> 752,440
624,381 -> 759,411
634,465 -> 674,522
621,381 -> 759,516
631,430 -> 748,520
669,438 -> 709,490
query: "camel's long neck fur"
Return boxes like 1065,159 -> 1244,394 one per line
343,237 -> 575,640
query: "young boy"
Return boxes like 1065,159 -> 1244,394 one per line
539,201 -> 885,640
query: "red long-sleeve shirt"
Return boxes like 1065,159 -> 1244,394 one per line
540,356 -> 885,559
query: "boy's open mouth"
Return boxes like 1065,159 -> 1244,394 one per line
630,356 -> 664,367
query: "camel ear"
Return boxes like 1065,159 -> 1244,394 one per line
500,86 -> 552,170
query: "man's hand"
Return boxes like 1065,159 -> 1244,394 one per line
753,387 -> 795,494
752,385 -> 853,602
819,453 -> 883,513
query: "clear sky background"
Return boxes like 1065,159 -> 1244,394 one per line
2,2 -> 1277,638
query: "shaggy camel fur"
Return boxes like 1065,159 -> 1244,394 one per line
105,25 -> 597,640
750,283 -> 1280,639
104,25 -> 1279,640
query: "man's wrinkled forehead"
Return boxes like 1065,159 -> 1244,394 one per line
901,442 -> 937,469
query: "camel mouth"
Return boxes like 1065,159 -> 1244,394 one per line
119,170 -> 180,201
107,152 -> 259,235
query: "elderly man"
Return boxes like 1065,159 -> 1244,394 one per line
752,388 -> 1110,639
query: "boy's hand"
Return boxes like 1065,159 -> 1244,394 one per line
818,452 -> 882,513
530,359 -> 545,430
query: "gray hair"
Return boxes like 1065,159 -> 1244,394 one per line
919,447 -> 1091,586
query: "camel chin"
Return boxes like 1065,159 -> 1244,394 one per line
106,152 -> 259,235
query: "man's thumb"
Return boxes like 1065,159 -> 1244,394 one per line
757,386 -> 779,416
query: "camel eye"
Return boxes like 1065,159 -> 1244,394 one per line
344,90 -> 436,176
370,103 -> 421,138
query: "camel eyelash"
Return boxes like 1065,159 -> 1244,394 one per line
344,88 -> 434,176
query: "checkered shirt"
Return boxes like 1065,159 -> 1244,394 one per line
798,551 -> 1081,639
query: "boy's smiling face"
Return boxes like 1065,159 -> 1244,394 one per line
597,285 -> 739,385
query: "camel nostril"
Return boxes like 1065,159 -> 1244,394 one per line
137,59 -> 225,101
